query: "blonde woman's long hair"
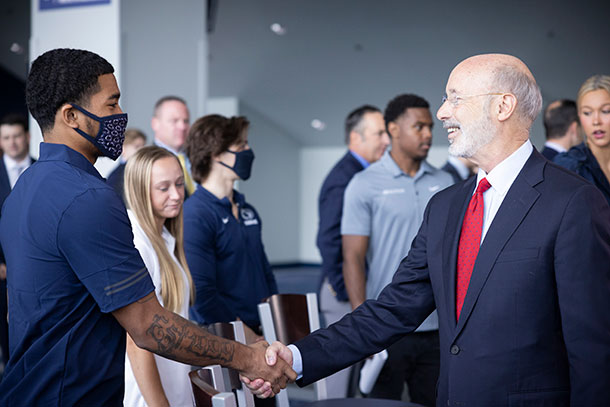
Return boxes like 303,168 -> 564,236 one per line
124,146 -> 195,313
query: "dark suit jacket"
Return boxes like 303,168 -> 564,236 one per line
0,158 -> 12,210
0,156 -> 9,366
0,155 -> 35,366
541,146 -> 559,161
441,161 -> 464,184
316,151 -> 364,301
296,150 -> 610,406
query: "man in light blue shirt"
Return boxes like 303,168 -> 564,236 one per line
341,94 -> 453,405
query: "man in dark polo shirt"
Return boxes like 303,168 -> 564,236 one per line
0,48 -> 295,406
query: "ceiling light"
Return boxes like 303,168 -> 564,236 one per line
270,23 -> 286,35
311,119 -> 326,131
10,43 -> 24,55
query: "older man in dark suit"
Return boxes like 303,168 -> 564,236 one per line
248,54 -> 610,406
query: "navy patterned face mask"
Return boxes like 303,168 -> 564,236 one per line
71,104 -> 128,160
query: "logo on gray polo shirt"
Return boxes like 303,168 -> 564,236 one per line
382,188 -> 405,195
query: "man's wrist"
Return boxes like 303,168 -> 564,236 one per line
230,342 -> 253,373
287,344 -> 303,379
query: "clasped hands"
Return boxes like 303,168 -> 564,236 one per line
241,341 -> 294,398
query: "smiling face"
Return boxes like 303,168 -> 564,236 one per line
150,156 -> 185,226
579,89 -> 610,151
152,100 -> 190,152
437,61 -> 499,158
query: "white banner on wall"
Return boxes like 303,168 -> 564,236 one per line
39,0 -> 110,11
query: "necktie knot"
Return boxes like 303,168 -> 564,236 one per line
476,177 -> 491,195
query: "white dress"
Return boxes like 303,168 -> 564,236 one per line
124,210 -> 194,407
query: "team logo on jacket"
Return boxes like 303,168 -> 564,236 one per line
240,208 -> 259,226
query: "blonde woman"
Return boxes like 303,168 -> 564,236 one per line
123,146 -> 195,407
554,75 -> 610,205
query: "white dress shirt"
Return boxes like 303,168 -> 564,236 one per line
478,140 -> 533,242
124,210 -> 194,407
288,140 -> 534,378
543,140 -> 566,154
4,154 -> 32,189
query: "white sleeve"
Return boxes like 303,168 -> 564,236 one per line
132,233 -> 163,303
287,344 -> 303,379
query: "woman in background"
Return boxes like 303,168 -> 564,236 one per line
554,75 -> 610,205
123,146 -> 195,407
183,114 -> 278,336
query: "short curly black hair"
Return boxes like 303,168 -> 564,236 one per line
383,94 -> 430,130
186,114 -> 250,183
25,48 -> 114,134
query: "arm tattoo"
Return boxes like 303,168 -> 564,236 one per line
146,313 -> 235,365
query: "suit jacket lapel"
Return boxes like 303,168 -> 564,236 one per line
0,158 -> 11,202
442,177 -> 476,331
454,151 -> 545,337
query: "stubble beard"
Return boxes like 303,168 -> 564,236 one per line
448,106 -> 497,158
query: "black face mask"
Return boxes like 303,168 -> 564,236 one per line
218,149 -> 255,180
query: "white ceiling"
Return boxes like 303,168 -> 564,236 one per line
208,0 -> 610,147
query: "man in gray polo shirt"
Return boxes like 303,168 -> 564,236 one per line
342,94 -> 453,405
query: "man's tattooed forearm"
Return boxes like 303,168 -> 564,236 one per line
146,313 -> 235,363
146,314 -> 188,355
184,331 -> 235,363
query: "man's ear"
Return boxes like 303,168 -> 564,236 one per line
497,93 -> 518,122
349,130 -> 361,146
387,121 -> 399,139
59,104 -> 80,129
568,121 -> 581,145
151,116 -> 159,133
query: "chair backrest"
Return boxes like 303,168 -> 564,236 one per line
205,321 -> 255,407
265,294 -> 310,343
190,366 -> 237,407
258,293 -> 327,403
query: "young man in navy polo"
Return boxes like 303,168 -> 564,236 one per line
0,48 -> 295,406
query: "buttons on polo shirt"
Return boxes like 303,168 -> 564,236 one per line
450,344 -> 460,355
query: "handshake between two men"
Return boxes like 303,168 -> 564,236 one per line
241,341 -> 294,398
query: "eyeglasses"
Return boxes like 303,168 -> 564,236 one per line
441,93 -> 506,107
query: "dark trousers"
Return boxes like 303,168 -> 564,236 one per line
369,330 -> 440,407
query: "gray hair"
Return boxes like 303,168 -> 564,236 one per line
493,66 -> 542,127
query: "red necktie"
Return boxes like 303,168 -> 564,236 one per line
456,177 -> 491,320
